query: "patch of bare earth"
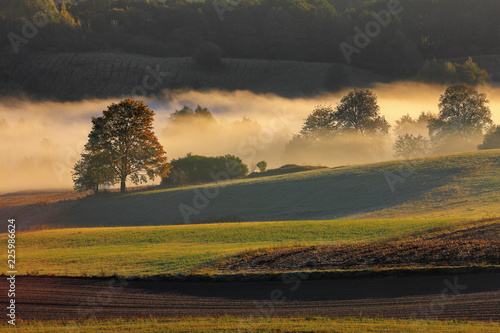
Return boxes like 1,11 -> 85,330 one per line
217,222 -> 500,272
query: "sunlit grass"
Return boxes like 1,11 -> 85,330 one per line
8,217 -> 470,276
6,316 -> 500,332
49,150 -> 499,228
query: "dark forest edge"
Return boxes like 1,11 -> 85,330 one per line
1,0 -> 499,81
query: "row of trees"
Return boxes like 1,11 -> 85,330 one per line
416,57 -> 489,85
73,84 -> 498,193
285,84 -> 495,161
2,0 -> 499,78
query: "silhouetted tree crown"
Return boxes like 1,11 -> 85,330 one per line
73,99 -> 171,193
299,105 -> 336,138
256,160 -> 267,172
428,84 -> 492,141
333,89 -> 390,135
478,125 -> 500,150
169,105 -> 216,124
161,153 -> 248,185
393,134 -> 430,158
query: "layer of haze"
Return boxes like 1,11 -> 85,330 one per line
1,82 -> 499,194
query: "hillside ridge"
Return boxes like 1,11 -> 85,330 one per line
1,149 -> 498,230
0,52 -> 386,100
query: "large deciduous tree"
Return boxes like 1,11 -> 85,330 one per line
428,84 -> 492,142
333,89 -> 390,135
283,89 -> 390,166
73,99 -> 171,193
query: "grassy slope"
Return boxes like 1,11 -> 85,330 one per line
0,53 -> 386,100
6,317 -> 500,333
48,150 -> 499,228
10,218 -> 466,276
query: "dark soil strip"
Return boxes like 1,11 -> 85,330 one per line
3,274 -> 499,321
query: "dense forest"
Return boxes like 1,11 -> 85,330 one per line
1,0 -> 499,78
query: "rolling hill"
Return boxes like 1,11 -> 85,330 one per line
3,149 -> 498,230
0,52 -> 386,100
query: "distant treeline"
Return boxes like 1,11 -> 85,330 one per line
1,0 -> 499,77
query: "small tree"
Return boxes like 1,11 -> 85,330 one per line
416,57 -> 488,85
74,99 -> 171,193
299,104 -> 336,139
72,151 -> 115,194
393,134 -> 430,158
256,161 -> 267,172
429,84 -> 492,142
394,112 -> 436,137
478,125 -> 500,150
169,105 -> 215,124
333,89 -> 390,135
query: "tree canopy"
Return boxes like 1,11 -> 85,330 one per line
333,89 -> 390,135
169,105 -> 216,124
161,153 -> 248,185
73,99 -> 171,193
429,84 -> 492,141
1,0 -> 498,79
299,105 -> 336,139
477,125 -> 500,150
393,134 -> 430,158
416,57 -> 489,85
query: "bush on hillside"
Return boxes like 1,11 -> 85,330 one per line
161,153 -> 248,185
478,125 -> 500,150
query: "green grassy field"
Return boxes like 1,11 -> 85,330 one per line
47,150 -> 499,229
8,217 -> 476,276
5,317 -> 499,332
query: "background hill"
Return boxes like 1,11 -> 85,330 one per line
2,0 -> 499,78
3,149 -> 498,230
1,52 -> 498,101
0,53 -> 386,100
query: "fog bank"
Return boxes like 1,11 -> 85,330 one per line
1,82 -> 498,194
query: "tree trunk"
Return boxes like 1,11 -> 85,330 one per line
120,177 -> 126,193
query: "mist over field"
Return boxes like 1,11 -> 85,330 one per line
1,82 -> 499,194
